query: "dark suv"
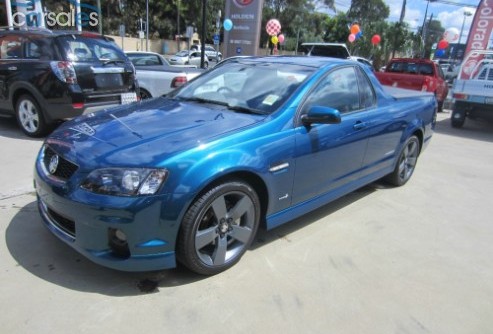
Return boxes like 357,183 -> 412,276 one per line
0,28 -> 139,137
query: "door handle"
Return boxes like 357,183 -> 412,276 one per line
353,121 -> 368,130
8,66 -> 17,71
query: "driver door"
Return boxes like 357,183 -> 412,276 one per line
291,66 -> 375,205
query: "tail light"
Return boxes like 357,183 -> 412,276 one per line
171,76 -> 187,88
453,93 -> 468,100
422,77 -> 430,92
50,61 -> 77,84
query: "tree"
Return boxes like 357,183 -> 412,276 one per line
421,19 -> 445,58
347,0 -> 389,25
323,12 -> 351,43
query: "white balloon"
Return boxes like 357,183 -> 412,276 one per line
444,27 -> 460,43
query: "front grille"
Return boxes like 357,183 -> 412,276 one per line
43,146 -> 78,180
46,207 -> 76,238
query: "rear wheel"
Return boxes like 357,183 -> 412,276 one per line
385,135 -> 420,186
177,180 -> 260,275
437,100 -> 444,113
15,94 -> 49,137
451,109 -> 466,128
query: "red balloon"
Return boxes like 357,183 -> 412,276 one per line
371,34 -> 381,45
437,39 -> 449,50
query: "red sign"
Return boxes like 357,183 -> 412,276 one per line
233,0 -> 253,8
460,0 -> 493,79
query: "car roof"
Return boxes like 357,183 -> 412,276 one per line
125,51 -> 159,55
301,42 -> 347,46
389,58 -> 435,63
224,55 -> 351,69
0,28 -> 110,40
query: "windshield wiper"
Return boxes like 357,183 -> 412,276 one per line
177,96 -> 267,115
226,104 -> 267,115
179,96 -> 229,107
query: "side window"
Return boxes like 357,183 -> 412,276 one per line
66,41 -> 94,61
0,36 -> 23,59
302,66 -> 361,114
24,40 -> 40,59
356,67 -> 376,109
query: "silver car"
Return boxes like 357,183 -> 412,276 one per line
169,50 -> 209,68
190,44 -> 222,62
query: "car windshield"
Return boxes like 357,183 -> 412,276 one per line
170,58 -> 313,114
58,35 -> 126,62
176,51 -> 189,57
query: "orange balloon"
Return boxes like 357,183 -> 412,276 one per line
350,24 -> 360,35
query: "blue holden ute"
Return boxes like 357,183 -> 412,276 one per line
34,56 -> 436,275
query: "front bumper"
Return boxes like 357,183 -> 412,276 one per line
33,168 -> 179,272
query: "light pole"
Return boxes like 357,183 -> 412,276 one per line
421,0 -> 437,57
177,0 -> 181,51
146,0 -> 149,51
200,0 -> 207,69
459,10 -> 472,44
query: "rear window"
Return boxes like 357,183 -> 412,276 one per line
388,62 -> 434,75
301,44 -> 350,59
477,67 -> 493,81
57,35 -> 126,62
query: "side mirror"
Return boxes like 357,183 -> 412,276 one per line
301,106 -> 341,125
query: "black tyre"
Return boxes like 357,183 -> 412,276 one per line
139,88 -> 152,100
177,180 -> 260,275
385,135 -> 420,186
451,117 -> 465,128
437,100 -> 444,113
451,110 -> 465,128
15,94 -> 48,137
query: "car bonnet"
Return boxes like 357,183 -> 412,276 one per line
45,98 -> 264,169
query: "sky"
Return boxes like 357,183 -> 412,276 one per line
324,0 -> 480,42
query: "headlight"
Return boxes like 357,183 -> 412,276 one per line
81,168 -> 168,196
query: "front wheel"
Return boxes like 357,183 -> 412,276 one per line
177,180 -> 260,275
15,94 -> 49,137
385,135 -> 420,186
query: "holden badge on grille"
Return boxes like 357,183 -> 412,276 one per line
48,155 -> 59,174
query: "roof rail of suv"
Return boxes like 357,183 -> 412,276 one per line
0,26 -> 52,32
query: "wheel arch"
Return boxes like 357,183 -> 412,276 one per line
412,128 -> 424,155
10,82 -> 46,111
139,87 -> 152,99
185,170 -> 269,229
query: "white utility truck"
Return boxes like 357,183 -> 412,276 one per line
452,50 -> 493,128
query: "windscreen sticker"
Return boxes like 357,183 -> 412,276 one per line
262,94 -> 279,106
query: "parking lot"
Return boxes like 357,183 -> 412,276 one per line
1,110 -> 492,334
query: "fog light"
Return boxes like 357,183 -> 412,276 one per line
115,229 -> 127,242
108,228 -> 130,258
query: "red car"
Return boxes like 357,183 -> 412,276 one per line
375,58 -> 449,112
